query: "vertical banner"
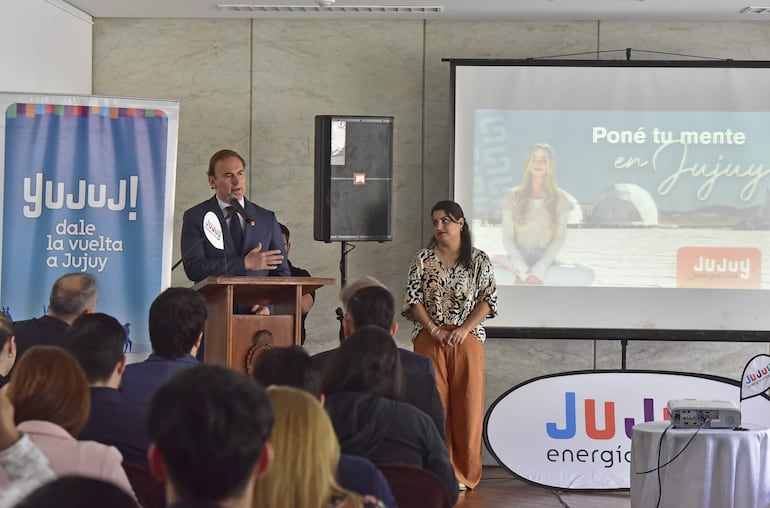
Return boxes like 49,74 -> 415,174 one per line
0,94 -> 179,352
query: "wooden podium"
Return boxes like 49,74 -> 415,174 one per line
193,276 -> 335,373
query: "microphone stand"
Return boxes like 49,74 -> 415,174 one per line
172,235 -> 208,271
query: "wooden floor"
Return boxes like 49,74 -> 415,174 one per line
454,467 -> 631,508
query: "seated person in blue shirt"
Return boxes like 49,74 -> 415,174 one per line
121,287 -> 206,405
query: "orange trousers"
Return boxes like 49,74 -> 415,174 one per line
414,326 -> 485,489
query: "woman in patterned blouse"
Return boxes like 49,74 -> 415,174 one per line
402,200 -> 497,491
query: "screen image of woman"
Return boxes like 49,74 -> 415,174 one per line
497,143 -> 594,285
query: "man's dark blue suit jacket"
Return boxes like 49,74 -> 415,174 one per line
78,387 -> 150,467
180,195 -> 290,282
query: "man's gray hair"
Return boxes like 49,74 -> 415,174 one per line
339,276 -> 386,311
49,273 -> 98,318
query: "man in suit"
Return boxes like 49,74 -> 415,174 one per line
14,272 -> 98,354
269,223 -> 315,344
2,272 -> 98,387
180,149 -> 289,315
146,365 -> 274,508
312,280 -> 446,438
120,287 -> 206,406
64,312 -> 150,466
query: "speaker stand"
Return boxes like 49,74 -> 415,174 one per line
338,241 -> 356,289
336,240 -> 356,343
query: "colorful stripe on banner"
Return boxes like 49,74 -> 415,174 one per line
4,103 -> 168,119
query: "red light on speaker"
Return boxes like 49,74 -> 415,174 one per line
353,173 -> 366,185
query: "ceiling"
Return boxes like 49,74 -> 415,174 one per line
61,0 -> 770,22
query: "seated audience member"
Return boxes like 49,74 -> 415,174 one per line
146,365 -> 274,508
2,346 -> 133,495
269,223 -> 315,344
3,272 -> 97,386
253,347 -> 396,508
14,476 -> 138,508
121,287 -> 207,405
0,385 -> 55,508
313,280 -> 446,437
254,386 -> 384,508
322,326 -> 458,505
64,313 -> 150,466
0,315 -> 15,389
253,346 -> 323,398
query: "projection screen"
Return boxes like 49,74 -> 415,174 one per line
452,60 -> 770,335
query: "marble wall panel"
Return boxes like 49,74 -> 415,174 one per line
93,18 -> 253,287
599,21 -> 770,60
249,21 -> 425,351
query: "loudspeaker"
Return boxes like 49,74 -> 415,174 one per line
314,115 -> 393,242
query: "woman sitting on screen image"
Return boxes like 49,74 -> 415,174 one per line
498,143 -> 592,285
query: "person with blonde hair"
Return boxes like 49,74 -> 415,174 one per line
253,386 -> 383,508
0,346 -> 133,495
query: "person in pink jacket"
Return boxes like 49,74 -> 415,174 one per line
0,346 -> 133,496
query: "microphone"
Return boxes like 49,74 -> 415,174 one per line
227,194 -> 255,226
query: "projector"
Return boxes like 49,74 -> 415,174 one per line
667,399 -> 741,429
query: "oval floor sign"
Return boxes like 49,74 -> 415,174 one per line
484,370 -> 770,490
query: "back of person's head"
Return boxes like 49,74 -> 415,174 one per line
279,222 -> 290,240
252,346 -> 320,397
339,276 -> 385,311
345,285 -> 395,332
146,365 -> 273,503
8,346 -> 90,436
254,386 -> 359,508
15,476 -> 138,508
148,287 -> 207,358
0,313 -> 13,350
48,272 -> 98,320
64,313 -> 126,384
321,325 -> 402,400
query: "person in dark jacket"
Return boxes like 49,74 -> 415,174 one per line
321,325 -> 458,505
64,312 -> 150,466
120,288 -> 206,406
252,346 -> 397,508
312,281 -> 446,438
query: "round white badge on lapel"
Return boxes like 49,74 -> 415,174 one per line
203,211 -> 224,250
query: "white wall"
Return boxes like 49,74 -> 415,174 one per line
0,0 -> 92,94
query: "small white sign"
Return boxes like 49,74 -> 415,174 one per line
330,119 -> 346,166
203,211 -> 224,250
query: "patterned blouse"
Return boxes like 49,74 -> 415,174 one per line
402,247 -> 497,342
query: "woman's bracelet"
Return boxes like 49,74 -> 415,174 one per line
429,324 -> 440,337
